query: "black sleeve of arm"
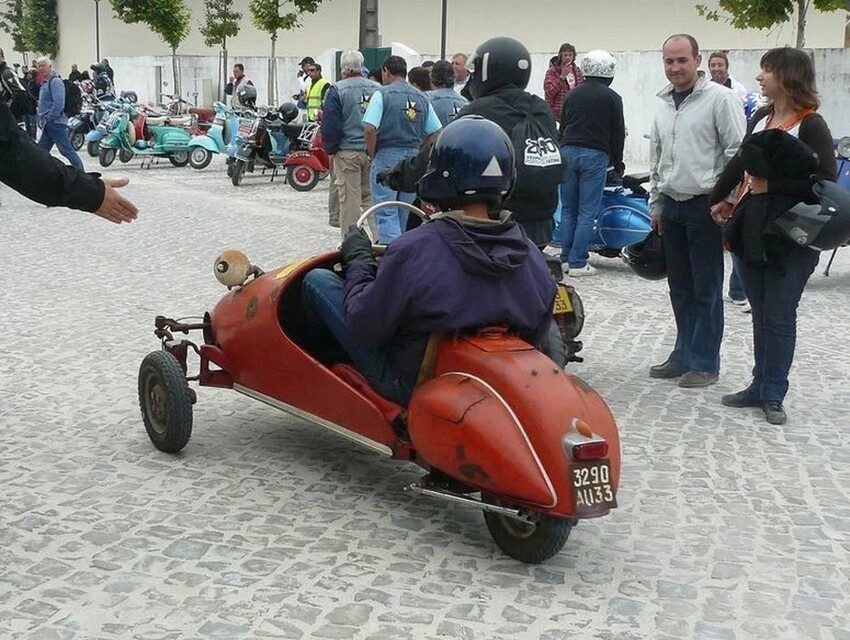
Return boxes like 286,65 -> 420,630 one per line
0,113 -> 105,212
768,114 -> 837,200
610,95 -> 626,173
709,108 -> 769,205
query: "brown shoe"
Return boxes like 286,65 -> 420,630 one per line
677,371 -> 719,388
649,360 -> 687,379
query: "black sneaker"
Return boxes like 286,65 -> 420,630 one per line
649,360 -> 687,379
763,401 -> 787,425
721,388 -> 761,408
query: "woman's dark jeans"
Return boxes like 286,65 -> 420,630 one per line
740,246 -> 819,403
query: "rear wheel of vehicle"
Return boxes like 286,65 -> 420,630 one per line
231,158 -> 246,186
482,494 -> 573,564
169,151 -> 189,167
595,248 -> 621,259
543,319 -> 568,368
118,148 -> 134,163
287,164 -> 319,191
138,351 -> 193,453
189,147 -> 213,170
98,147 -> 116,168
70,130 -> 85,151
87,140 -> 100,157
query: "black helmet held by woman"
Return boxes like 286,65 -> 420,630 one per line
467,37 -> 532,100
772,180 -> 850,251
621,229 -> 666,280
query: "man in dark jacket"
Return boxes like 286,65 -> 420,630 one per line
457,37 -> 562,248
0,101 -> 138,223
301,116 -> 556,405
558,50 -> 626,276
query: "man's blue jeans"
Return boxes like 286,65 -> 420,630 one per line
559,146 -> 608,268
728,255 -> 747,302
38,121 -> 84,170
661,194 -> 724,374
369,146 -> 418,243
301,269 -> 412,405
740,247 -> 818,403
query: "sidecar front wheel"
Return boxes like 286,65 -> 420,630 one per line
138,351 -> 193,453
482,495 -> 573,564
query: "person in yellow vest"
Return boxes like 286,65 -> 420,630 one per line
305,63 -> 330,122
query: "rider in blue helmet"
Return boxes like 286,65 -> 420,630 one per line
301,115 -> 556,405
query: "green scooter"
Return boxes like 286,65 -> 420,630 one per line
98,103 -> 193,169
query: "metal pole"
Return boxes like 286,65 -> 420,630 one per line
94,0 -> 101,62
440,0 -> 447,60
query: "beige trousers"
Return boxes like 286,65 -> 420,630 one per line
333,150 -> 373,235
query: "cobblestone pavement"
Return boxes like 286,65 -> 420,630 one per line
1,154 -> 849,640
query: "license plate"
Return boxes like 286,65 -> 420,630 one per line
571,459 -> 617,514
553,285 -> 573,314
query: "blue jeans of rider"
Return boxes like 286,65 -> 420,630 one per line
559,146 -> 609,268
369,147 -> 418,244
301,269 -> 412,405
739,247 -> 819,403
38,120 -> 84,170
661,194 -> 724,374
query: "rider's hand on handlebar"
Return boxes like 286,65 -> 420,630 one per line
341,225 -> 377,267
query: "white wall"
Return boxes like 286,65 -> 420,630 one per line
0,0 -> 845,79
110,46 -> 850,167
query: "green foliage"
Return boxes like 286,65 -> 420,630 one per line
200,0 -> 241,49
248,0 -> 322,41
0,0 -> 28,54
696,0 -> 844,31
21,0 -> 57,58
110,0 -> 191,51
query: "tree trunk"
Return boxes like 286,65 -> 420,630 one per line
795,0 -> 808,48
359,0 -> 379,49
268,35 -> 277,106
222,42 -> 229,102
172,47 -> 181,102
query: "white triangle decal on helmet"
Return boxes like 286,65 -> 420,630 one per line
481,156 -> 503,177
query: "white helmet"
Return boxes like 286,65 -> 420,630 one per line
579,50 -> 617,79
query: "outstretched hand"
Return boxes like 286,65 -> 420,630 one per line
340,225 -> 376,267
95,177 -> 138,224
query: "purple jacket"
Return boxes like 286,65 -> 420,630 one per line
343,214 -> 556,389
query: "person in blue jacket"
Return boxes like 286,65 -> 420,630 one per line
301,116 -> 556,405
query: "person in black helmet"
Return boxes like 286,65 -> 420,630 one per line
456,37 -> 562,249
301,116 -> 556,405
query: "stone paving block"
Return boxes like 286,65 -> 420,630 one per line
2,158 -> 849,638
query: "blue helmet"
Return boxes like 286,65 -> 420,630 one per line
418,115 -> 515,210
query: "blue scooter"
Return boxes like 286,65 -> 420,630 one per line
551,171 -> 652,257
187,101 -> 240,170
823,136 -> 850,276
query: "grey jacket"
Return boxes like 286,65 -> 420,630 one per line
649,77 -> 745,216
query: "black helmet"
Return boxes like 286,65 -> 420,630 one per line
772,180 -> 850,251
236,84 -> 257,107
418,115 -> 515,210
120,90 -> 138,104
467,37 -> 532,99
278,101 -> 298,123
621,229 -> 666,280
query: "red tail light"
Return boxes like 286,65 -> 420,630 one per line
571,441 -> 609,461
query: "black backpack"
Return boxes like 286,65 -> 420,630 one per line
63,79 -> 82,117
507,109 -> 562,201
0,68 -> 35,117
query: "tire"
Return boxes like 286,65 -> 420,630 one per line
138,351 -> 193,453
169,151 -> 189,167
189,146 -> 213,170
231,158 -> 246,186
596,248 -> 621,259
118,148 -> 134,163
70,130 -> 85,151
542,319 -> 568,368
286,164 -> 319,191
482,494 -> 573,564
226,162 -> 234,178
87,140 -> 99,157
98,147 -> 116,168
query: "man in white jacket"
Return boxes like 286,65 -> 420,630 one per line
648,34 -> 746,389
